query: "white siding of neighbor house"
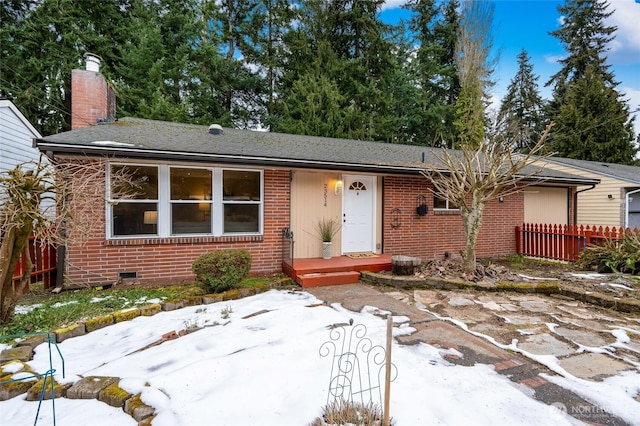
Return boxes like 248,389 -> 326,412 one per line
524,186 -> 569,225
0,100 -> 43,172
541,161 -> 629,227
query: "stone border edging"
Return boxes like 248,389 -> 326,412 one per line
0,281 -> 295,425
360,271 -> 640,313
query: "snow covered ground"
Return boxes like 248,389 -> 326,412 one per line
1,289 -> 637,425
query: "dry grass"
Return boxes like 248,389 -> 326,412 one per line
309,399 -> 391,426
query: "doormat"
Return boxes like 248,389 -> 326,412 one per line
346,252 -> 379,259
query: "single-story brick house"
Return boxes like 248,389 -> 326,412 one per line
33,60 -> 598,287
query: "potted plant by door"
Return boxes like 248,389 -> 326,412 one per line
315,218 -> 340,259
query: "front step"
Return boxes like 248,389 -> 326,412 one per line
297,271 -> 361,288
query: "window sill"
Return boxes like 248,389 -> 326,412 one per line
433,209 -> 460,215
106,235 -> 263,246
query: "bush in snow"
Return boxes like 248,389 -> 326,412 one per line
192,249 -> 252,293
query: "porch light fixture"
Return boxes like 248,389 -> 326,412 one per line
143,210 -> 158,225
335,178 -> 343,196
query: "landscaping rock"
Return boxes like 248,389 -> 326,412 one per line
124,393 -> 155,421
222,289 -> 241,301
202,294 -> 224,304
0,346 -> 32,363
98,381 -> 132,408
161,300 -> 185,311
15,334 -> 48,350
26,376 -> 71,401
113,308 -> 141,323
182,296 -> 204,306
54,323 -> 86,343
67,376 -> 118,399
0,376 -> 37,401
139,303 -> 162,316
138,415 -> 156,426
85,314 -> 114,332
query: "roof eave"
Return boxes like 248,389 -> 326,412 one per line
35,140 -> 600,185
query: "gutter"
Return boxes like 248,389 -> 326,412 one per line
35,141 -> 601,186
573,184 -> 597,225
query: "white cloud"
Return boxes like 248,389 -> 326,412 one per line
606,0 -> 640,63
381,0 -> 407,12
622,85 -> 640,137
545,53 -> 567,64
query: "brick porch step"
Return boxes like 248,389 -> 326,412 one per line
297,271 -> 361,288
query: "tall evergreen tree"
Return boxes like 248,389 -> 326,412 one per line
553,64 -> 637,163
0,0 -> 130,134
497,49 -> 546,153
546,0 -> 637,163
273,0 -> 399,141
114,0 -> 192,122
405,0 -> 460,147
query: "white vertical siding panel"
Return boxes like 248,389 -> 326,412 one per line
542,162 -> 627,227
0,103 -> 42,171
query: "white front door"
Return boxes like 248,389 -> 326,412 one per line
342,175 -> 375,253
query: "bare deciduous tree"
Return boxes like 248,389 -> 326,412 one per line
0,157 -> 133,323
421,124 -> 554,273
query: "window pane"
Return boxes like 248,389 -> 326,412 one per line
171,168 -> 212,200
111,165 -> 158,199
172,203 -> 211,234
223,170 -> 260,201
434,196 -> 447,209
112,203 -> 157,236
224,204 -> 259,233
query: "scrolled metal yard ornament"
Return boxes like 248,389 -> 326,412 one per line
319,319 -> 397,409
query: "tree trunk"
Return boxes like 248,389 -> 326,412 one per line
0,223 -> 32,324
460,193 -> 485,274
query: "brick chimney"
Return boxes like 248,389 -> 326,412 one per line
71,53 -> 116,130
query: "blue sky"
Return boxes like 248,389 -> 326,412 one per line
379,0 -> 640,135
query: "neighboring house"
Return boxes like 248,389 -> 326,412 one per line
540,157 -> 640,229
0,99 -> 43,171
0,99 -> 55,216
33,61 -> 598,287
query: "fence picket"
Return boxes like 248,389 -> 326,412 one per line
12,235 -> 57,293
516,223 -> 639,262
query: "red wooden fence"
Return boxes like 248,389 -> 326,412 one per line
12,235 -> 57,292
516,223 -> 640,262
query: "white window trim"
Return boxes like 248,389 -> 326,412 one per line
106,162 -> 263,239
433,195 -> 460,211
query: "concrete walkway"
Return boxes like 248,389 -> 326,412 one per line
308,283 -> 638,426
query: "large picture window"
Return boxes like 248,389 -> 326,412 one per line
223,170 -> 260,233
110,165 -> 159,236
108,164 -> 262,238
171,167 -> 212,234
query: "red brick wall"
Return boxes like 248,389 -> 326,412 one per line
63,164 -> 289,286
382,175 -> 524,261
71,69 -> 115,130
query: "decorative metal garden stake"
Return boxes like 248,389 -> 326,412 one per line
319,318 -> 397,413
384,314 -> 392,426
